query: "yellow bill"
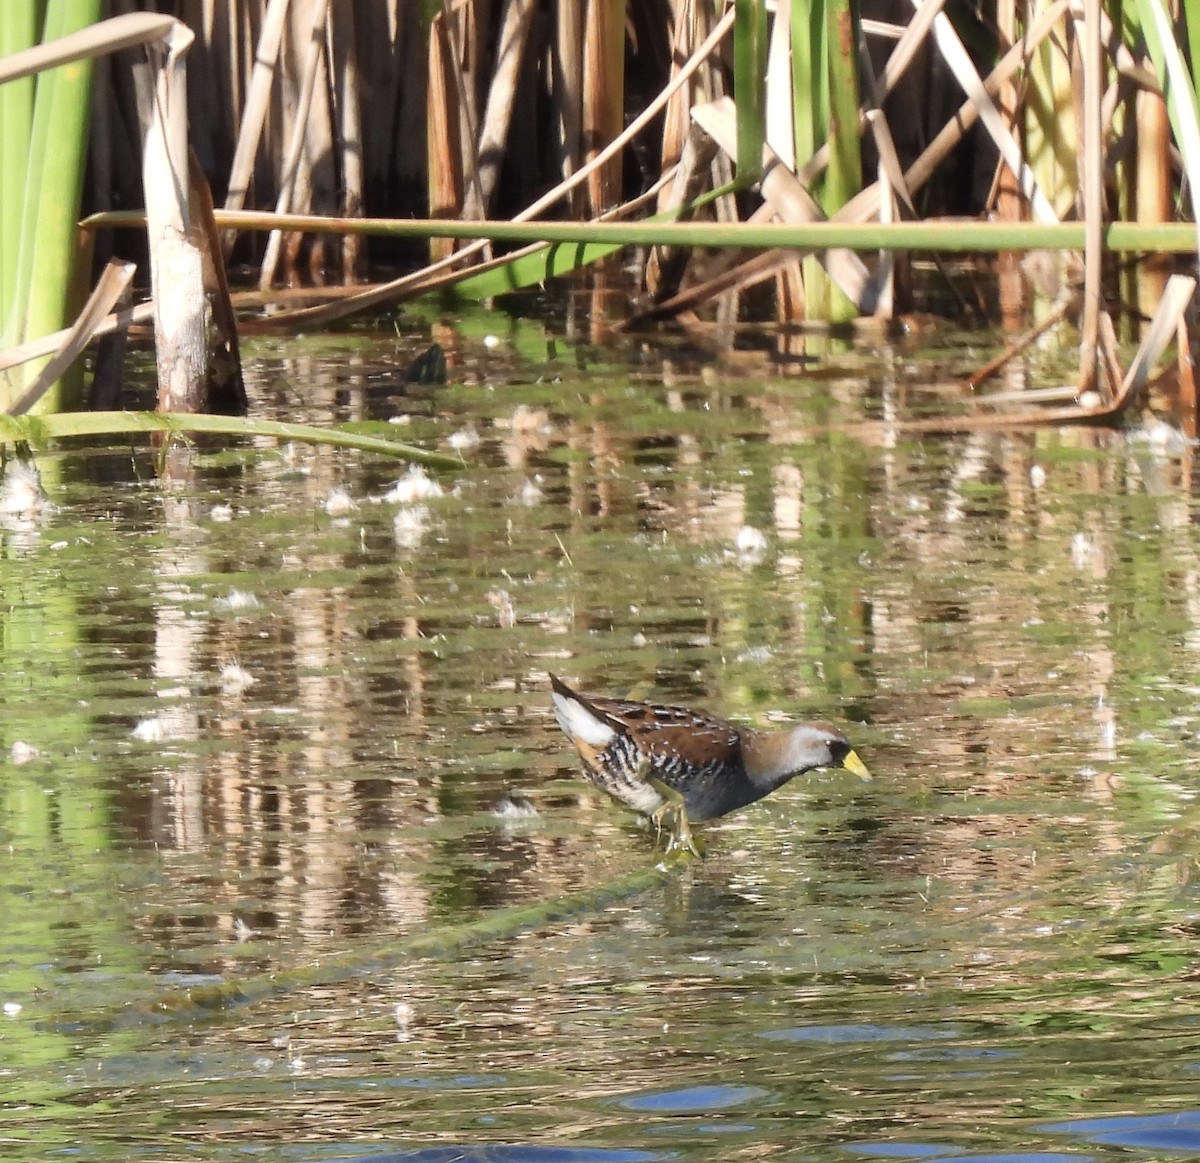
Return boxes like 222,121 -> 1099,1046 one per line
842,749 -> 871,781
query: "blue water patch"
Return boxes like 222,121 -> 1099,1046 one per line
615,1083 -> 771,1113
1096,1130 -> 1200,1152
843,1149 -> 1088,1163
891,1156 -> 1088,1163
84,1145 -> 667,1163
760,1023 -> 959,1044
1040,1109 -> 1200,1151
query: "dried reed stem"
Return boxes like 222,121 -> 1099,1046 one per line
259,0 -> 331,288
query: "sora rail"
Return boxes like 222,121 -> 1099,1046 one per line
550,674 -> 869,854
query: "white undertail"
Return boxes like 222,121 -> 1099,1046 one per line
551,689 -> 616,748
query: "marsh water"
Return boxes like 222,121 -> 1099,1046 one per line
3,303 -> 1200,1162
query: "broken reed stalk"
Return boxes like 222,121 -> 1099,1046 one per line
693,0 -> 1072,328
188,148 -> 246,414
1116,274 -> 1198,410
842,0 -> 1071,223
993,0 -> 1024,327
204,6 -> 737,331
962,296 -> 1075,391
0,12 -> 215,413
1136,87 -> 1173,318
468,0 -> 536,217
1177,315 -> 1198,438
0,302 -> 154,375
426,7 -> 463,260
692,98 -> 874,311
928,2 -> 1059,225
5,261 -> 135,416
436,0 -> 489,243
658,0 -> 698,179
221,0 -> 290,254
552,0 -> 585,216
258,0 -> 332,289
330,5 -> 364,282
133,19 -> 210,413
582,0 -> 625,213
286,0 -> 339,280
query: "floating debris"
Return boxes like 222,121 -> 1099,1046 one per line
508,405 -> 552,434
9,741 -> 38,765
0,461 -> 51,518
486,589 -> 516,628
736,525 -> 767,552
447,426 -> 481,452
214,589 -> 261,612
131,717 -> 169,743
492,795 -> 538,820
219,663 -> 256,696
734,524 -> 768,563
382,465 -> 444,504
324,488 -> 357,517
1029,464 -> 1047,489
393,505 -> 431,549
516,477 -> 544,507
1070,532 -> 1096,571
394,1001 -> 416,1042
209,503 -> 235,522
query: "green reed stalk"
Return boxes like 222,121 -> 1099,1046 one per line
1,0 -> 101,414
0,4 -> 37,344
85,209 -> 1200,253
823,0 -> 862,321
734,0 -> 767,182
0,411 -> 463,470
823,0 -> 861,212
789,0 -> 831,316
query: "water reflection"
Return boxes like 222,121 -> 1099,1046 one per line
345,1149 -> 666,1162
760,1024 -> 961,1043
614,1084 -> 771,1112
2,322 -> 1200,1161
1041,1110 -> 1200,1151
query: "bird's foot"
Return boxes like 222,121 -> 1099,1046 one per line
648,778 -> 703,859
663,810 -> 703,858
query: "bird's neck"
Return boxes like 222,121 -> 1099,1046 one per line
741,729 -> 805,792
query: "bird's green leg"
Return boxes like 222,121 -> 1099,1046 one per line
648,776 -> 703,858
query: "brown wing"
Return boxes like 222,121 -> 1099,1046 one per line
577,691 -> 746,771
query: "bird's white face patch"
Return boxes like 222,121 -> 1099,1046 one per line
552,690 -> 617,748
